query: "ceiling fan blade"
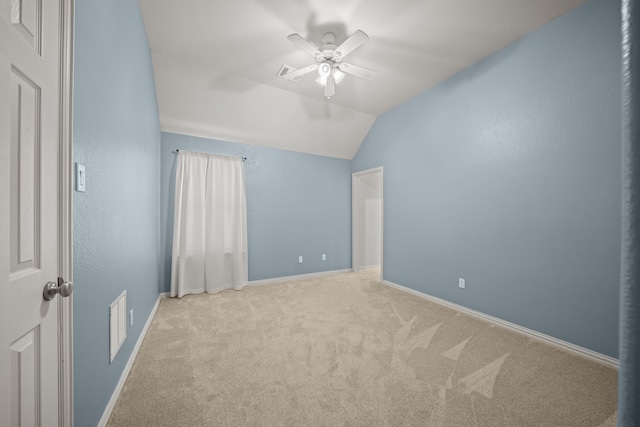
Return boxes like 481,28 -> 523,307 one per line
287,33 -> 323,59
333,30 -> 369,60
281,63 -> 319,81
337,62 -> 377,80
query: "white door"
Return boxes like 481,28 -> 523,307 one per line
0,1 -> 69,426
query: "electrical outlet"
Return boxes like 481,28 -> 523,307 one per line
459,278 -> 466,289
298,256 -> 303,263
322,254 -> 326,261
129,309 -> 134,326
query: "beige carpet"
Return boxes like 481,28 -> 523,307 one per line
107,269 -> 617,426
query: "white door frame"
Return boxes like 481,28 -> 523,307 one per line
59,1 -> 75,425
352,167 -> 384,278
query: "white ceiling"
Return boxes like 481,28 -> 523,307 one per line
138,0 -> 587,160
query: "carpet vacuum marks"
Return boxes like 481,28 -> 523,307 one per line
107,270 -> 617,427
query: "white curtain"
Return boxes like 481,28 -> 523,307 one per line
170,151 -> 248,297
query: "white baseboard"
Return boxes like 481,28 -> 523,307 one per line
248,269 -> 353,287
361,264 -> 381,270
381,280 -> 618,368
98,292 -> 170,427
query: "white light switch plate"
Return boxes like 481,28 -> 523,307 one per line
76,163 -> 85,192
459,278 -> 466,289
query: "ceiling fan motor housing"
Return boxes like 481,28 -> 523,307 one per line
316,32 -> 340,61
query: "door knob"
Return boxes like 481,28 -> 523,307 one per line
43,277 -> 73,301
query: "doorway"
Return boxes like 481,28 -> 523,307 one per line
352,167 -> 383,281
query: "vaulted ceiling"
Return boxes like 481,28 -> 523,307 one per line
138,0 -> 587,159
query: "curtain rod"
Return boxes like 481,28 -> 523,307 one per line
172,149 -> 246,161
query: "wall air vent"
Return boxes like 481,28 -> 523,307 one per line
110,290 -> 127,363
277,65 -> 302,83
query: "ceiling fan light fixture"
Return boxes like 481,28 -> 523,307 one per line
318,62 -> 331,78
316,67 -> 344,86
333,68 -> 345,84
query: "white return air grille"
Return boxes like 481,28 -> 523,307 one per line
110,291 -> 127,363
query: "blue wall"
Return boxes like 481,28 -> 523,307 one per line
160,132 -> 352,290
73,0 -> 161,425
353,0 -> 621,358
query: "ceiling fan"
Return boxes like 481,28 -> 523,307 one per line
280,30 -> 377,99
